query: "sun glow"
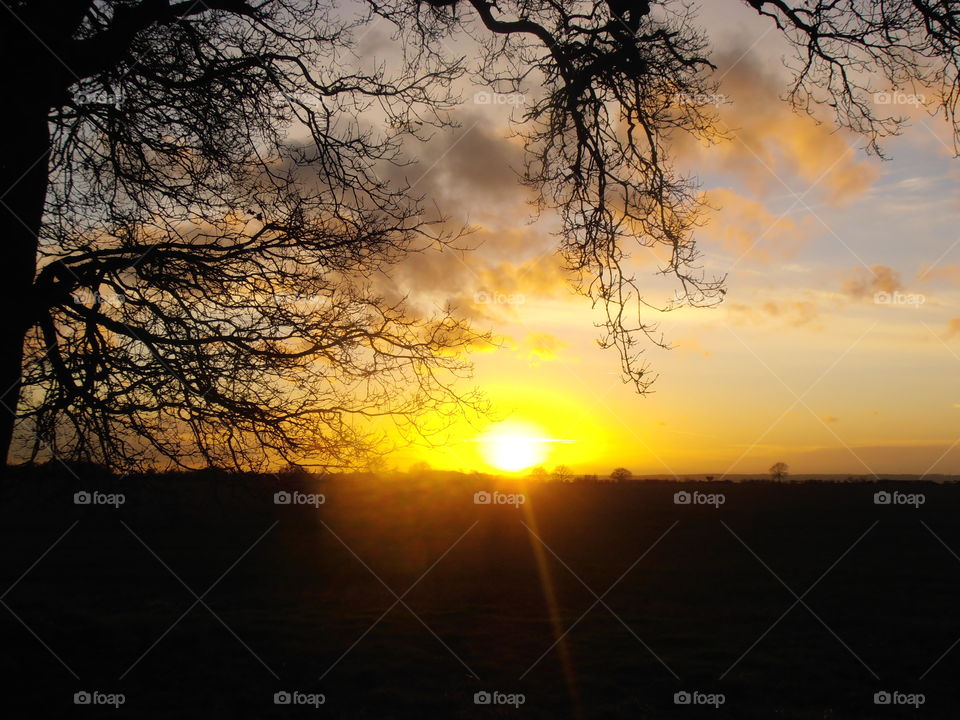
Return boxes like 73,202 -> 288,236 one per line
476,420 -> 554,472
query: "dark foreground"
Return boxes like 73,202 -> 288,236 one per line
1,467 -> 959,718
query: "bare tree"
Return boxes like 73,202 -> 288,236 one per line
527,465 -> 548,481
390,0 -> 959,389
1,0 -> 479,470
2,0 -> 957,469
744,0 -> 960,156
770,462 -> 789,482
610,467 -> 632,482
552,464 -> 573,483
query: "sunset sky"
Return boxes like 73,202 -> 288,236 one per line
358,3 -> 960,476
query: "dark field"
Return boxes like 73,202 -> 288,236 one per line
2,469 -> 960,718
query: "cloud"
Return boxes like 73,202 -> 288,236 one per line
698,188 -> 810,263
367,109 -> 577,324
520,332 -> 566,363
918,264 -> 960,284
726,299 -> 821,328
841,265 -> 903,298
673,336 -> 713,358
671,46 -> 879,205
455,253 -> 572,323
376,240 -> 574,328
476,254 -> 569,297
387,110 -> 533,224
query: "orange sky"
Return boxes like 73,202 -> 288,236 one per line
357,3 -> 960,477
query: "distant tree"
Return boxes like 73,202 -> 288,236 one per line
552,464 -> 573,483
277,462 -> 311,481
365,456 -> 391,477
610,467 -> 632,483
528,466 -> 548,480
770,462 -> 789,482
408,461 -> 432,475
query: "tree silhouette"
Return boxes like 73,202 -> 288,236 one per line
770,462 -> 789,482
552,464 -> 573,483
610,467 -> 632,482
2,0 -> 957,468
528,465 -> 548,480
1,0 -> 478,469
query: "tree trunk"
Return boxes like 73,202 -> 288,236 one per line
0,105 -> 49,466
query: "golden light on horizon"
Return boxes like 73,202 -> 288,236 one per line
475,419 -> 561,472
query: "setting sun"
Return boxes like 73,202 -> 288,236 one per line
476,420 -> 555,472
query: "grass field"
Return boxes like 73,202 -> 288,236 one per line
2,467 -> 959,718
